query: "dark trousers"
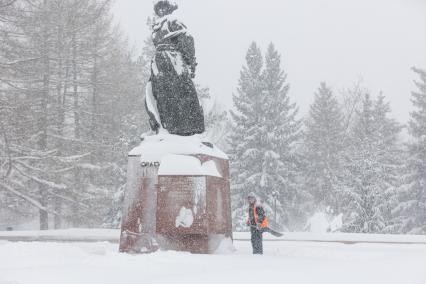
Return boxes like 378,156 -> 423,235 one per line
250,228 -> 263,255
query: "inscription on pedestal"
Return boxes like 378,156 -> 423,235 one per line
157,176 -> 207,235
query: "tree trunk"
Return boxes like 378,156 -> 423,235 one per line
72,31 -> 80,140
38,0 -> 51,230
54,197 -> 62,229
39,188 -> 49,230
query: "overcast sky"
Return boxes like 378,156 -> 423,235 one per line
112,0 -> 426,123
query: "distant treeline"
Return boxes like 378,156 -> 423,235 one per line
230,42 -> 425,235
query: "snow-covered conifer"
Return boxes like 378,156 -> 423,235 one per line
343,94 -> 402,233
394,68 -> 426,234
229,43 -> 302,230
304,83 -> 345,213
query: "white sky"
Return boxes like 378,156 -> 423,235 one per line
112,0 -> 426,123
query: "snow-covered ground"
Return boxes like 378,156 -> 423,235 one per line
1,237 -> 425,284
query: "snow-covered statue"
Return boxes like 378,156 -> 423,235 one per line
119,1 -> 232,254
145,0 -> 205,136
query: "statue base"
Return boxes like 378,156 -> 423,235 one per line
119,134 -> 233,254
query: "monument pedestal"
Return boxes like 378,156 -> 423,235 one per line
119,135 -> 233,254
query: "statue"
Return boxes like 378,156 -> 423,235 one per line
145,0 -> 205,136
119,1 -> 233,254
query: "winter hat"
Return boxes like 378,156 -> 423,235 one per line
154,0 -> 178,16
247,192 -> 257,199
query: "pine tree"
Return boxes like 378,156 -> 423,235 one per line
372,94 -> 404,233
304,82 -> 345,213
395,67 -> 426,234
344,94 -> 382,233
261,43 -> 303,229
343,94 -> 402,233
229,42 -> 264,230
229,43 -> 302,230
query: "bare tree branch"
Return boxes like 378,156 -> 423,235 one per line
0,182 -> 59,215
0,0 -> 17,8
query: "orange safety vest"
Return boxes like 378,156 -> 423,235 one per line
249,206 -> 269,229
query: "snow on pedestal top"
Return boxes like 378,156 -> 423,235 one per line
158,155 -> 222,177
129,134 -> 228,163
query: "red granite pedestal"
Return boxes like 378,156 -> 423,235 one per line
119,137 -> 232,254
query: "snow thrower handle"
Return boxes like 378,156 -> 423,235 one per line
249,225 -> 284,237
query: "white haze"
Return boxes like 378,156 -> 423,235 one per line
112,0 -> 426,123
